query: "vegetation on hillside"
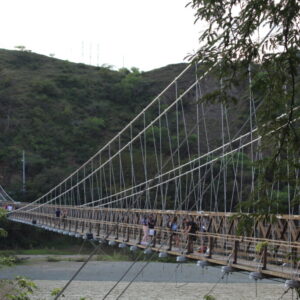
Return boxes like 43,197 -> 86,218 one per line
0,50 -> 189,201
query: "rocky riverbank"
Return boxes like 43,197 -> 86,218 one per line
0,257 -> 292,299
32,280 -> 288,300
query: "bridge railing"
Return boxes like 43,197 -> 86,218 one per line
9,208 -> 300,281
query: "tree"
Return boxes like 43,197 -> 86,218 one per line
0,209 -> 37,300
188,0 -> 300,214
0,208 -> 8,238
14,45 -> 26,51
116,67 -> 145,106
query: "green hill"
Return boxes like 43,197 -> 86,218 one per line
0,49 -> 189,200
0,49 -> 249,201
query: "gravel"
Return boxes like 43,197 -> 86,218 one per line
0,258 -> 290,299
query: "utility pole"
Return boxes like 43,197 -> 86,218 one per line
81,41 -> 85,63
89,42 -> 92,65
22,150 -> 26,193
97,43 -> 99,67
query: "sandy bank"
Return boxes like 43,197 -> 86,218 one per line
32,280 -> 292,300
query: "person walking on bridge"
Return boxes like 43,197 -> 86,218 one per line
55,208 -> 61,225
167,216 -> 179,250
148,214 -> 156,245
62,209 -> 67,227
141,215 -> 148,245
185,216 -> 197,254
55,208 -> 61,218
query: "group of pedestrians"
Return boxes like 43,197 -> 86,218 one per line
3,204 -> 14,211
141,214 -> 201,254
53,207 -> 205,254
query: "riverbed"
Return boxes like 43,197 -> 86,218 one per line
0,257 -> 293,299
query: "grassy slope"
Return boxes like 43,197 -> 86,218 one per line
0,49 -> 250,201
0,50 -> 194,200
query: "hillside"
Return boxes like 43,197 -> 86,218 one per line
0,49 -> 250,201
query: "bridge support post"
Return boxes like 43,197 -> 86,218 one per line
133,224 -> 137,240
96,223 -> 100,237
291,247 -> 297,268
138,228 -> 142,244
156,228 -> 162,245
168,231 -> 173,251
74,220 -> 78,233
233,240 -> 239,264
68,219 -> 72,232
115,224 -> 119,239
262,245 -> 268,270
153,232 -> 156,247
126,227 -> 130,242
81,221 -> 84,233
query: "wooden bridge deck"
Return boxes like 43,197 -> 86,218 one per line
8,205 -> 300,282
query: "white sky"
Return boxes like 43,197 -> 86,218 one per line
0,0 -> 200,71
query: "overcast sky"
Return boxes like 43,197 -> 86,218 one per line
0,0 -> 200,71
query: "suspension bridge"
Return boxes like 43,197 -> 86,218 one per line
3,56 -> 300,297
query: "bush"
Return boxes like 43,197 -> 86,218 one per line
31,80 -> 60,97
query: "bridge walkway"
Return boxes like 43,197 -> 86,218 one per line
9,207 -> 300,282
